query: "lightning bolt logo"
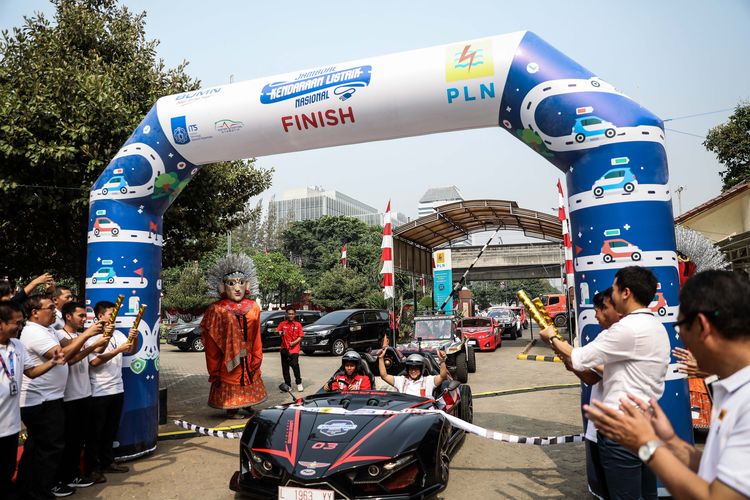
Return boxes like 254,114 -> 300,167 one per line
458,45 -> 477,72
445,40 -> 494,82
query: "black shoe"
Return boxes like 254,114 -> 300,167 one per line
51,483 -> 75,497
89,471 -> 107,484
67,476 -> 95,488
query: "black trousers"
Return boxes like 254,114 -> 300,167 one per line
85,393 -> 123,473
280,350 -> 302,385
0,432 -> 19,500
597,433 -> 657,500
57,397 -> 91,483
18,398 -> 65,500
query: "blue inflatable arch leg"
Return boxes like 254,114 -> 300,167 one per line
86,33 -> 691,492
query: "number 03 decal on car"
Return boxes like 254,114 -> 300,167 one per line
311,442 -> 338,450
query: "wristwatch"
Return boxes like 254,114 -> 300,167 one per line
637,440 -> 662,463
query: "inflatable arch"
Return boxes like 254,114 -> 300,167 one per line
86,31 -> 691,462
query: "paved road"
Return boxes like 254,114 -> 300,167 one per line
75,330 -> 588,499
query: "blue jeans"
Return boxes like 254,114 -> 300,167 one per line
597,433 -> 657,500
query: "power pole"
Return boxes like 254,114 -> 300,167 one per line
675,186 -> 686,215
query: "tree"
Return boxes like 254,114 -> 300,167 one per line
161,261 -> 212,312
704,102 -> 750,191
312,267 -> 371,310
252,252 -> 306,306
469,279 -> 557,308
0,0 -> 271,281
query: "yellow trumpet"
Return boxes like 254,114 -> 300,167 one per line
517,290 -> 562,339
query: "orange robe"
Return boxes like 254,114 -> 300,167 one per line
200,298 -> 267,409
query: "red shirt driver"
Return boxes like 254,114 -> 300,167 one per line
277,308 -> 304,391
325,351 -> 372,391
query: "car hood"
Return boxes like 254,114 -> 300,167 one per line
460,328 -> 491,337
169,324 -> 199,332
243,396 -> 438,479
399,339 -> 455,350
303,324 -> 337,332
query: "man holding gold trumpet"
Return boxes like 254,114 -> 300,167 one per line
539,266 -> 670,500
84,300 -> 139,483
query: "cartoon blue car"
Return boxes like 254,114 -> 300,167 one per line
91,266 -> 116,284
101,176 -> 128,195
592,168 -> 638,197
572,115 -> 616,143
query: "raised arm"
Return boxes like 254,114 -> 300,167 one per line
377,347 -> 395,386
433,349 -> 449,386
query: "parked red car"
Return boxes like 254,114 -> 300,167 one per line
458,317 -> 502,351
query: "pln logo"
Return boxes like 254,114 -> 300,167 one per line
445,40 -> 494,82
436,252 -> 445,264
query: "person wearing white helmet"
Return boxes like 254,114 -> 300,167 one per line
378,337 -> 449,398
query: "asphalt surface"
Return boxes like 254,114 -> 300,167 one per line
73,329 -> 589,499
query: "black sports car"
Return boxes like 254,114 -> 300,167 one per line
230,352 -> 473,499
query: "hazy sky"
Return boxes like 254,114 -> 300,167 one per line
2,1 -> 748,230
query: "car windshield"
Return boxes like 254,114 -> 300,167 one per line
413,317 -> 453,340
309,310 -> 352,325
488,310 -> 513,321
461,318 -> 491,328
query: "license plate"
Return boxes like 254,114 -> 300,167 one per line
278,486 -> 335,500
468,340 -> 477,345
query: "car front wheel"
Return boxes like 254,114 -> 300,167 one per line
603,254 -> 613,263
624,182 -> 635,193
605,128 -> 616,138
454,355 -> 468,383
331,339 -> 346,356
467,346 -> 476,373
575,133 -> 585,143
593,186 -> 604,197
191,337 -> 205,352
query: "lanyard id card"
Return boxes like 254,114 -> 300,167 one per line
0,351 -> 18,397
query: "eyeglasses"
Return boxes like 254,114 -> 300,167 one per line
34,305 -> 56,312
674,310 -> 719,334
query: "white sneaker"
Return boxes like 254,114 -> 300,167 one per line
297,384 -> 304,392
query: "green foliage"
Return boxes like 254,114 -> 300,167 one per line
161,261 -> 212,311
418,295 -> 435,312
252,252 -> 306,306
365,290 -> 389,309
0,0 -> 271,280
704,102 -> 750,191
469,279 -> 557,308
312,267 -> 371,310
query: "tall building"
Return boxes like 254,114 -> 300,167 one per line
417,186 -> 470,246
269,186 -> 407,227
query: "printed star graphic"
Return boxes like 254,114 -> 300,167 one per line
168,153 -> 174,158
97,257 -> 101,262
585,336 -> 590,342
506,106 -> 511,112
133,259 -> 138,264
578,232 -> 582,238
624,224 -> 631,230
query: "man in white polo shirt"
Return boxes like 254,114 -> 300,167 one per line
84,301 -> 138,483
541,266 -> 671,500
53,301 -> 107,491
50,286 -> 74,331
17,294 -> 72,499
0,300 -> 65,500
586,270 -> 750,499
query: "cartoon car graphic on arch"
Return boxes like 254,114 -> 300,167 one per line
601,238 -> 642,263
592,168 -> 638,197
649,292 -> 668,316
101,175 -> 129,195
572,115 -> 616,143
93,217 -> 121,236
91,266 -> 116,284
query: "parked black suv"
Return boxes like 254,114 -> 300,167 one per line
260,310 -> 324,349
166,316 -> 204,352
301,309 -> 390,356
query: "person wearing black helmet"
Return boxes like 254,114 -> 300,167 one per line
378,337 -> 448,397
324,351 -> 372,391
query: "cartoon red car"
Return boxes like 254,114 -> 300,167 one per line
649,292 -> 668,316
601,238 -> 642,263
93,217 -> 121,236
458,317 -> 502,351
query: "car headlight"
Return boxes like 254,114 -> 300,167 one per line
245,450 -> 281,478
351,454 -> 416,484
317,329 -> 331,336
481,331 -> 493,339
445,345 -> 461,355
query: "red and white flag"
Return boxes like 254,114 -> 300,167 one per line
380,200 -> 395,299
557,179 -> 574,286
341,244 -> 347,268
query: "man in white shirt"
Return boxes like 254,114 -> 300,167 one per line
50,286 -> 74,331
541,266 -> 670,500
54,301 -> 107,490
0,300 -> 64,499
378,343 -> 449,398
84,301 -> 138,482
586,270 -> 750,500
17,294 -> 72,499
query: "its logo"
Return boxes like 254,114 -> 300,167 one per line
445,40 -> 494,82
170,116 -> 190,145
214,119 -> 244,134
317,420 -> 357,437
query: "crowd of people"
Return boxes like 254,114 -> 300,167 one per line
0,275 -> 138,500
539,266 -> 750,500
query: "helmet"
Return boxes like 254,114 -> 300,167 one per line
405,353 -> 425,372
341,351 -> 362,366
